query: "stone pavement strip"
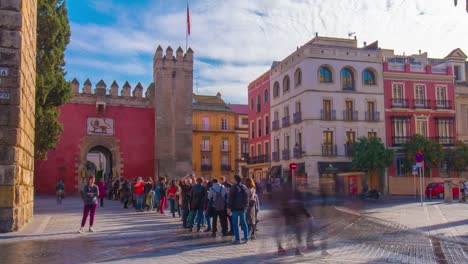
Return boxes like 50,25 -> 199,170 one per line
0,196 -> 467,264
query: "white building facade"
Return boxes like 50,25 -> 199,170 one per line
270,36 -> 386,194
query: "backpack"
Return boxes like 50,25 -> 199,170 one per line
233,184 -> 249,210
214,188 -> 226,211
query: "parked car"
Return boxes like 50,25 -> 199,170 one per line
425,182 -> 459,199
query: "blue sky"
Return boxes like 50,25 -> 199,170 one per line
65,0 -> 468,104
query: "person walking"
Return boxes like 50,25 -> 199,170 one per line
189,177 -> 207,232
78,176 -> 99,233
134,177 -> 145,211
154,182 -> 161,212
181,176 -> 193,228
245,177 -> 258,240
228,175 -> 250,243
97,178 -> 107,207
168,179 -> 178,217
56,179 -> 65,204
175,180 -> 182,217
203,180 -> 213,232
208,178 -> 228,236
159,177 -> 168,214
121,180 -> 131,209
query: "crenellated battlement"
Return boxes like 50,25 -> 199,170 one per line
153,45 -> 194,71
69,78 -> 155,108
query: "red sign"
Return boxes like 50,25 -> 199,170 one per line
290,163 -> 297,170
416,152 -> 424,163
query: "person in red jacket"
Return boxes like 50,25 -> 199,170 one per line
97,178 -> 107,207
134,177 -> 145,211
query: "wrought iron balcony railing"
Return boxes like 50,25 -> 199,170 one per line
321,144 -> 337,156
320,109 -> 336,121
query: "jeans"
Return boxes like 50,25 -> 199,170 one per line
169,199 -> 176,217
190,208 -> 204,230
154,196 -> 161,211
160,197 -> 167,214
212,210 -> 228,234
206,212 -> 211,230
136,194 -> 144,210
232,210 -> 249,241
81,204 -> 97,227
182,208 -> 190,228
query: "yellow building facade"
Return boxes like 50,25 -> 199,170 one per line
192,94 -> 237,181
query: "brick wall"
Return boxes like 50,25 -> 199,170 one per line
0,0 -> 37,232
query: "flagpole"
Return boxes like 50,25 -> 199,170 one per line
186,0 -> 189,51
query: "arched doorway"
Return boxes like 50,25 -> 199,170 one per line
86,146 -> 113,182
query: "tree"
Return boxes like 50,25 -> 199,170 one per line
352,137 -> 394,192
445,141 -> 468,177
35,0 -> 72,159
401,135 -> 444,177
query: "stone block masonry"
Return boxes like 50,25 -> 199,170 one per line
0,0 -> 37,232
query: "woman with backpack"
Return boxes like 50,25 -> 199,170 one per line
208,178 -> 228,236
245,177 -> 258,240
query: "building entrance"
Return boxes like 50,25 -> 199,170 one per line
86,146 -> 113,182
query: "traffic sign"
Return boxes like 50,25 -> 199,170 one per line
412,165 -> 418,175
416,162 -> 424,168
415,152 -> 424,163
289,163 -> 297,170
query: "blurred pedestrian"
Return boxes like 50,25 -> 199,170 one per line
78,176 -> 99,233
189,177 -> 207,232
134,177 -> 145,211
181,176 -> 193,228
245,177 -> 258,240
56,179 -> 65,204
228,175 -> 249,243
97,178 -> 107,207
168,179 -> 178,217
208,178 -> 228,236
159,177 -> 168,214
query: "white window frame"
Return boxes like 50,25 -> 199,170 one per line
221,118 -> 228,131
414,84 -> 426,105
415,116 -> 429,138
436,85 -> 447,105
392,83 -> 405,101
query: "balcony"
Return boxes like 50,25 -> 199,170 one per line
434,100 -> 452,110
201,165 -> 212,171
413,99 -> 431,109
200,144 -> 212,152
431,136 -> 455,146
221,165 -> 232,171
344,143 -> 354,157
272,151 -> 280,162
193,124 -> 233,132
282,116 -> 290,127
293,145 -> 303,158
365,111 -> 380,122
392,136 -> 410,146
320,109 -> 336,121
272,120 -> 280,131
247,155 -> 269,164
282,149 -> 290,160
293,112 -> 302,124
321,144 -> 337,156
221,145 -> 230,152
343,110 -> 358,121
391,99 -> 410,108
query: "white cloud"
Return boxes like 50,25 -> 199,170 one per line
67,0 -> 468,103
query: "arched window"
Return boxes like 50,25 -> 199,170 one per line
283,75 -> 290,93
264,89 -> 268,102
273,82 -> 280,97
294,68 -> 302,87
319,66 -> 332,83
363,69 -> 376,85
256,94 -> 261,112
341,67 -> 354,90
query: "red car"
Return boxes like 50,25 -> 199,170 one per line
425,182 -> 459,198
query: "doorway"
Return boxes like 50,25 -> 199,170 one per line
86,146 -> 113,182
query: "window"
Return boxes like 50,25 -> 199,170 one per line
257,144 -> 262,156
283,75 -> 290,93
251,122 -> 255,139
323,99 -> 332,120
273,82 -> 280,97
346,131 -> 356,144
363,69 -> 376,85
345,100 -> 354,111
296,131 -> 302,147
367,101 -> 375,113
341,68 -> 354,90
241,139 -> 249,155
221,155 -> 229,165
295,101 -> 301,113
274,111 -> 279,121
415,117 -> 428,138
454,66 -> 461,81
202,117 -> 210,131
294,68 -> 302,87
323,131 -> 334,145
221,138 -> 229,151
257,119 -> 262,137
368,132 -> 377,138
201,136 -> 210,151
250,146 -> 254,157
319,66 -> 332,83
436,86 -> 447,105
241,118 -> 248,125
392,117 -> 410,145
221,118 -> 228,131
275,138 -> 280,152
396,157 -> 408,176
392,84 -> 404,101
265,116 -> 269,135
264,142 -> 269,157
264,89 -> 269,102
284,106 -> 289,117
250,99 -> 254,110
414,85 -> 426,105
256,94 -> 261,112
202,155 -> 211,165
284,135 -> 290,150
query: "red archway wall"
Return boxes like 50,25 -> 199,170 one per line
35,103 -> 155,195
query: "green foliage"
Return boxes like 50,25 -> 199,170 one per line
445,141 -> 468,176
35,0 -> 72,159
401,135 -> 444,173
351,137 -> 394,173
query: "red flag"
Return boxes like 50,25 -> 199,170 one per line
187,3 -> 191,36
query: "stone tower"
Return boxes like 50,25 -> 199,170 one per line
0,0 -> 37,232
154,46 -> 194,179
